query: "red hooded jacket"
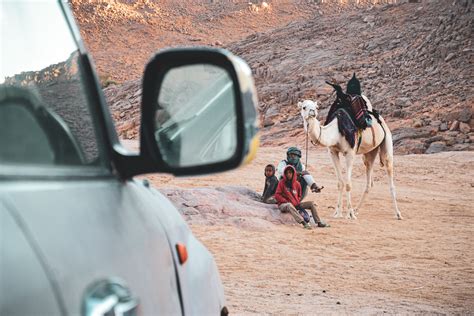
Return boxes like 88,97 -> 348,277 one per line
274,165 -> 302,206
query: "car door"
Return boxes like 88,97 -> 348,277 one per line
0,1 -> 183,309
4,179 -> 182,315
0,200 -> 62,315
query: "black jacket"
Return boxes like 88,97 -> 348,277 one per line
262,175 -> 278,203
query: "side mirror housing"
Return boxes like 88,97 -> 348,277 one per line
118,48 -> 259,177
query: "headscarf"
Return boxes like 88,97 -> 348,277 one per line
286,147 -> 303,172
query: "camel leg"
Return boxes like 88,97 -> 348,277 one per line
344,152 -> 357,219
355,148 -> 379,214
329,148 -> 345,218
379,133 -> 403,220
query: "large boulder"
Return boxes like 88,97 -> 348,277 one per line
159,186 -> 298,229
426,141 -> 447,154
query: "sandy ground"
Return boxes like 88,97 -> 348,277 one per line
142,145 -> 474,314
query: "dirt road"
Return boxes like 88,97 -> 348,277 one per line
146,146 -> 474,314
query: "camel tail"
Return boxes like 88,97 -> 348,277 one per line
378,136 -> 386,168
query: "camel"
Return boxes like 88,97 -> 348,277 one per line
298,91 -> 402,220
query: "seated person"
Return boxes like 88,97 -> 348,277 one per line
274,165 -> 329,229
261,164 -> 278,204
276,147 -> 323,198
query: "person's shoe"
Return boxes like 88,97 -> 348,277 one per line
311,183 -> 323,193
302,222 -> 312,230
317,221 -> 330,228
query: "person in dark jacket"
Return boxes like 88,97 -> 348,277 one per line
261,164 -> 278,204
275,165 -> 329,229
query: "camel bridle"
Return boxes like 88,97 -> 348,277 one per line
306,109 -> 322,144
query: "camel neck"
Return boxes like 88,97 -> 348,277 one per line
308,117 -> 337,147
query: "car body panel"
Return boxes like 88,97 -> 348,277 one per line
1,179 -> 184,314
0,201 -> 62,315
144,186 -> 226,314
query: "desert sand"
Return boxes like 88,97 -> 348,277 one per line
73,0 -> 474,312
140,145 -> 474,314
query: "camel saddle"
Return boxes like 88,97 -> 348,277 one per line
348,94 -> 372,129
325,92 -> 373,130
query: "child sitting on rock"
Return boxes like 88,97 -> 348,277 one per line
261,164 -> 278,204
275,165 -> 329,229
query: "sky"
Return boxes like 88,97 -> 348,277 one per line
0,0 -> 77,83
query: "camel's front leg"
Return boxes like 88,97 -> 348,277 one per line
344,152 -> 357,219
329,149 -> 344,218
355,149 -> 378,214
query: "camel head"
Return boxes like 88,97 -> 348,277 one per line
298,99 -> 318,132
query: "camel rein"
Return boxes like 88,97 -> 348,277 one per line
305,115 -> 321,170
305,129 -> 309,170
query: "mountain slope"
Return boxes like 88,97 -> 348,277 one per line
72,0 -> 473,154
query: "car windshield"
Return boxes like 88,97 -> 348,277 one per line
0,0 -> 107,176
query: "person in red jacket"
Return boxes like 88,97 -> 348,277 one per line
275,165 -> 329,229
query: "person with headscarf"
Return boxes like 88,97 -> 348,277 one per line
276,147 -> 323,198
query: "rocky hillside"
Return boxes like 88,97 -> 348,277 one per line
4,53 -> 100,161
72,0 -> 473,154
71,0 -> 315,83
231,0 -> 473,154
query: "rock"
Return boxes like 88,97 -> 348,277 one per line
439,122 -> 448,131
214,40 -> 223,46
452,143 -> 470,151
426,141 -> 446,154
315,86 -> 333,96
333,74 -> 346,83
446,131 -> 459,137
444,53 -> 456,62
406,142 -> 428,154
392,110 -> 403,118
363,15 -> 375,24
443,136 -> 457,146
183,207 -> 200,216
431,120 -> 442,128
265,105 -> 279,117
455,134 -> 467,144
392,127 -> 432,144
263,117 -> 276,127
159,186 -> 296,227
413,119 -> 423,128
425,135 -> 443,143
458,108 -> 472,123
396,97 -> 412,108
449,120 -> 460,131
459,122 -> 471,133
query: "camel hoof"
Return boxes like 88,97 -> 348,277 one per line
333,210 -> 343,218
397,214 -> 403,220
347,210 -> 357,220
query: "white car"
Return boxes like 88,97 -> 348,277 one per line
0,1 -> 259,315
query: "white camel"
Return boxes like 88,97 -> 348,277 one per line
298,97 -> 402,220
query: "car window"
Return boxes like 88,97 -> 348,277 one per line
0,1 -> 106,174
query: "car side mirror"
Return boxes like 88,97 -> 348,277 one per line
138,48 -> 259,176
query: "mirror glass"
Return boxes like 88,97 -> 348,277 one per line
155,64 -> 237,168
